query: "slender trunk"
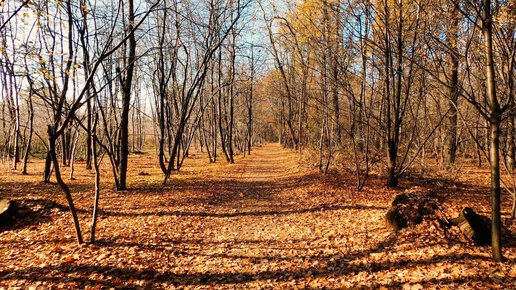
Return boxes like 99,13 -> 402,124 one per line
444,2 -> 460,168
43,152 -> 52,182
227,16 -> 236,163
387,141 -> 398,187
12,122 -> 19,169
61,131 -> 69,167
48,128 -> 83,244
118,0 -> 136,190
69,131 -> 80,180
483,0 -> 504,262
158,92 -> 167,172
476,117 -> 483,167
508,101 -> 515,170
248,45 -> 254,156
217,47 -> 230,162
22,92 -> 34,175
489,121 -> 503,259
507,63 -> 515,170
228,58 -> 235,163
12,84 -> 20,170
90,119 -> 100,244
86,100 -> 92,169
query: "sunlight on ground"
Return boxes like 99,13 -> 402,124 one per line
0,144 -> 515,288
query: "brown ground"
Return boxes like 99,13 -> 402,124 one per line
0,143 -> 515,289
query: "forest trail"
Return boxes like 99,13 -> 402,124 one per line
0,144 -> 515,288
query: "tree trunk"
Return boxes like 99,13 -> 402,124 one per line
217,46 -> 230,163
12,117 -> 19,170
118,0 -> 136,190
508,103 -> 515,170
86,100 -> 92,170
228,32 -> 236,163
483,0 -> 504,262
21,91 -> 34,175
43,152 -> 52,183
387,140 -> 398,187
90,118 -> 100,244
69,130 -> 80,180
48,128 -> 83,244
443,2 -> 460,168
507,62 -> 515,170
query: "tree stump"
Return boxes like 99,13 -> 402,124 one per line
0,199 -> 17,227
386,193 -> 439,232
453,207 -> 491,246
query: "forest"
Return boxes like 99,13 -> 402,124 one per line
0,0 -> 515,288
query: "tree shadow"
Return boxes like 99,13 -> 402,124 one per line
0,198 -> 67,232
97,203 -> 386,218
0,232 -> 510,288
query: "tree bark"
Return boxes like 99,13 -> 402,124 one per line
118,0 -> 136,190
21,91 -> 34,175
48,127 -> 83,244
443,2 -> 460,168
90,117 -> 100,244
483,0 -> 504,262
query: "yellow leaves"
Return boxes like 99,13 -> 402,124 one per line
39,68 -> 47,73
82,4 -> 89,13
239,192 -> 244,197
44,73 -> 54,79
0,1 -> 5,6
37,7 -> 45,17
0,46 -> 3,52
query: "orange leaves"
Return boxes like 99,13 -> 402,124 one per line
61,255 -> 77,264
0,145 -> 515,288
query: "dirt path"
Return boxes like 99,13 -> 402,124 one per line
0,144 -> 515,288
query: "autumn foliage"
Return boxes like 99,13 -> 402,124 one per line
0,144 -> 515,288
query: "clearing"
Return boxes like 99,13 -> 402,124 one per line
0,143 -> 515,288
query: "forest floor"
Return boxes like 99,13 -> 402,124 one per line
0,143 -> 515,289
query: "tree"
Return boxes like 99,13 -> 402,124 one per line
117,0 -> 137,190
443,0 -> 461,168
481,0 -> 504,262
